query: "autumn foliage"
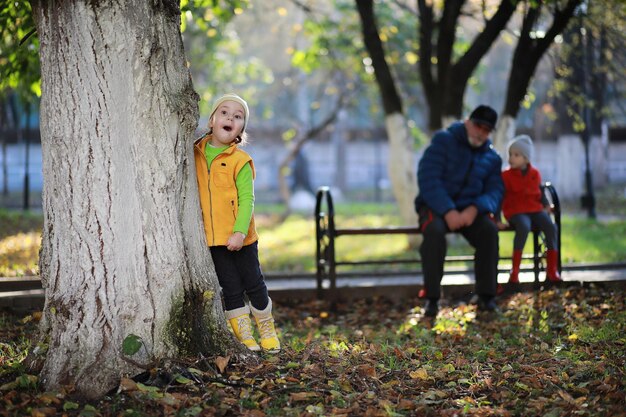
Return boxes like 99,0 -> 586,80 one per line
1,285 -> 624,416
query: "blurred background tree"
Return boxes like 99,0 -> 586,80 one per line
1,0 -> 625,216
0,1 -> 39,207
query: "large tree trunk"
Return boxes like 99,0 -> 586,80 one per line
496,0 -> 580,151
419,0 -> 519,130
385,113 -> 418,228
493,114 -> 517,156
356,0 -> 417,230
444,0 -> 519,119
30,0 -> 238,399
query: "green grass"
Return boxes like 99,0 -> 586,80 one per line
0,209 -> 43,277
257,204 -> 626,274
559,216 -> 626,263
0,209 -> 43,239
1,202 -> 625,278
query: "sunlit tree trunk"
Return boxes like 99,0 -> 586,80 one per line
356,0 -> 417,232
493,115 -> 517,156
30,0 -> 239,399
385,113 -> 418,227
441,115 -> 456,131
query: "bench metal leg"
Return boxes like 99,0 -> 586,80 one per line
533,231 -> 541,290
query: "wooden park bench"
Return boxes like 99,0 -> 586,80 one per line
314,184 -> 562,300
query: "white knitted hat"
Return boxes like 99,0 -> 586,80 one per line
507,134 -> 534,162
209,93 -> 250,132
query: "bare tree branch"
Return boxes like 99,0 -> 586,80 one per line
277,81 -> 357,217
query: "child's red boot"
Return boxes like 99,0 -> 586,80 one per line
508,250 -> 523,284
546,249 -> 562,283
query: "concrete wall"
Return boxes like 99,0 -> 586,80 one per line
1,134 -> 625,205
247,134 -> 623,202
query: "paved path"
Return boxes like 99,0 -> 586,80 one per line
2,265 -> 625,311
267,266 -> 626,290
264,265 -> 626,301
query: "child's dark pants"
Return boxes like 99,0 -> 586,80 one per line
508,211 -> 558,250
210,241 -> 269,311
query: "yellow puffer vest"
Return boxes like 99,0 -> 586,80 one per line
194,135 -> 258,247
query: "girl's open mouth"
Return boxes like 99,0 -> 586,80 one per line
223,126 -> 232,132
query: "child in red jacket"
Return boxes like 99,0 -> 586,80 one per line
501,135 -> 562,286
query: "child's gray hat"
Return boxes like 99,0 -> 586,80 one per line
508,134 -> 534,162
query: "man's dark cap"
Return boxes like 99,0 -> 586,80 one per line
469,105 -> 498,130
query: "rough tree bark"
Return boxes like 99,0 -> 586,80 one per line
30,0 -> 240,399
356,0 -> 418,232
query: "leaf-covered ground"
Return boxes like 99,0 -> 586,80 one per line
1,285 -> 624,416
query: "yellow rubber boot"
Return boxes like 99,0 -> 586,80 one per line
250,299 -> 281,353
225,306 -> 260,351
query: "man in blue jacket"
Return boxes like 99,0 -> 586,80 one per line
415,105 -> 504,317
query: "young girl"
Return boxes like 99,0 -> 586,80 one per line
501,135 -> 562,287
194,93 -> 280,353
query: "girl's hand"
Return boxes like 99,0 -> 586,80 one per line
226,232 -> 245,251
496,221 -> 508,231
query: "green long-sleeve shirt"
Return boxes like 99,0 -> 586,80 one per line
204,144 -> 254,236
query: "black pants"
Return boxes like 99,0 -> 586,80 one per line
210,241 -> 269,311
418,207 -> 499,299
508,211 -> 558,251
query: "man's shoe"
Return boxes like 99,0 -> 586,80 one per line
477,296 -> 498,312
423,299 -> 439,317
505,281 -> 522,294
496,284 -> 505,295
